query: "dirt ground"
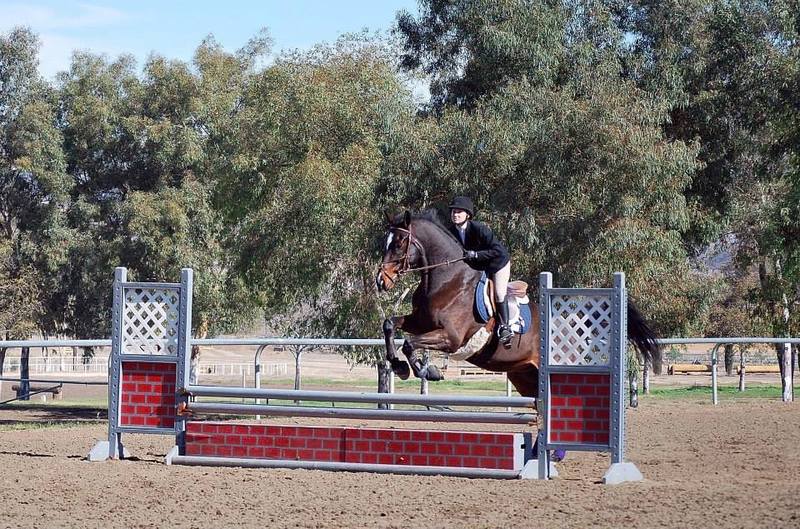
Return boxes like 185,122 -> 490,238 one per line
0,390 -> 798,529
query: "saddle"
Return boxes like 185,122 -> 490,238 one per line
451,274 -> 532,361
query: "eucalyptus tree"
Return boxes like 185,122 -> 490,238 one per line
389,0 -> 703,336
55,52 -> 140,339
0,27 -> 74,387
0,28 -> 72,334
619,0 -> 799,396
769,3 -> 800,319
56,44 -> 260,341
396,0 -> 566,111
214,35 -> 415,384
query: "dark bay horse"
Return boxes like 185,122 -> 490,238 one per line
376,211 -> 661,398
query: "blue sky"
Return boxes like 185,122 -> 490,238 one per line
1,1 -> 420,80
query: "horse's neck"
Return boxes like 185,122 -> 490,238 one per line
414,220 -> 461,263
414,220 -> 477,288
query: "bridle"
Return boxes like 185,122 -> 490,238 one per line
379,226 -> 465,288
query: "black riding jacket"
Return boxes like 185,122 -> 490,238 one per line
448,220 -> 510,275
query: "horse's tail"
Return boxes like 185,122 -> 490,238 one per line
627,301 -> 662,375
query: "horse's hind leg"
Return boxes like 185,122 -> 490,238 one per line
383,317 -> 410,380
401,329 -> 459,381
401,340 -> 444,381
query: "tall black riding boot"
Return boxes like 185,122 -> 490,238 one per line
497,299 -> 513,348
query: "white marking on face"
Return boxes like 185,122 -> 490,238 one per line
385,232 -> 394,251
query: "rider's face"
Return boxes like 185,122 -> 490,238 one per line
450,208 -> 469,226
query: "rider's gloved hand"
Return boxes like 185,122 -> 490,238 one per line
463,250 -> 478,262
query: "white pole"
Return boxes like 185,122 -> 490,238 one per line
389,371 -> 395,410
738,348 -> 745,392
711,345 -> 719,405
506,376 -> 512,411
781,343 -> 793,402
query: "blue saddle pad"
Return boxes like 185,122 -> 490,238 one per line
517,303 -> 532,335
475,273 -> 492,322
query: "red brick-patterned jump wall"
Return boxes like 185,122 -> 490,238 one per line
119,361 -> 177,429
548,372 -> 610,445
184,422 -> 522,470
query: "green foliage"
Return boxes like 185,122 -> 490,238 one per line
0,27 -> 72,339
396,0 -> 566,110
220,36 -> 414,364
380,78 -> 701,334
618,0 -> 800,336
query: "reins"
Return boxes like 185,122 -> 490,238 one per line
402,257 -> 465,274
380,226 -> 465,276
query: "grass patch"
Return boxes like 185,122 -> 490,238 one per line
394,378 -> 509,393
646,384 -> 789,400
1,398 -> 107,408
0,420 -> 95,432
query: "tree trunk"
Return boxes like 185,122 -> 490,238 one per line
724,344 -> 735,376
377,359 -> 392,410
629,372 -> 638,408
642,357 -> 650,395
776,263 -> 793,402
20,346 -> 30,400
420,351 -> 429,395
294,350 -> 303,391
0,346 -> 6,397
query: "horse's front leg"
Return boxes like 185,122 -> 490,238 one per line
383,316 -> 411,380
401,329 -> 458,382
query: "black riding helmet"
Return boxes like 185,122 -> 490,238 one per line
448,196 -> 475,218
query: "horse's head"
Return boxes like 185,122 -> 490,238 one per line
376,210 -> 424,292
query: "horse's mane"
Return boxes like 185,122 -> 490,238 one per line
413,209 -> 462,245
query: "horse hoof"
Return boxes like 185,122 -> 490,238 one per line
552,449 -> 566,462
390,358 -> 410,380
425,365 -> 444,381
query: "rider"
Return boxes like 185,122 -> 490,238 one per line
448,195 -> 514,348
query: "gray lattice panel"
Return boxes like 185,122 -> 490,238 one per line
549,294 -> 613,366
122,287 -> 180,355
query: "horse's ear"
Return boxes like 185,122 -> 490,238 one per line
403,210 -> 411,228
383,210 -> 393,225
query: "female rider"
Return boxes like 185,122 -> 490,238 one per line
447,195 -> 513,348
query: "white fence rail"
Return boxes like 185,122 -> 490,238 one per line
3,356 -> 110,374
0,356 -> 290,378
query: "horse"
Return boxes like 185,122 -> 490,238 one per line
375,210 -> 661,398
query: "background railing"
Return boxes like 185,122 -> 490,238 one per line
0,336 -> 796,405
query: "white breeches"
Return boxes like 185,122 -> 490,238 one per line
493,261 -> 511,302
